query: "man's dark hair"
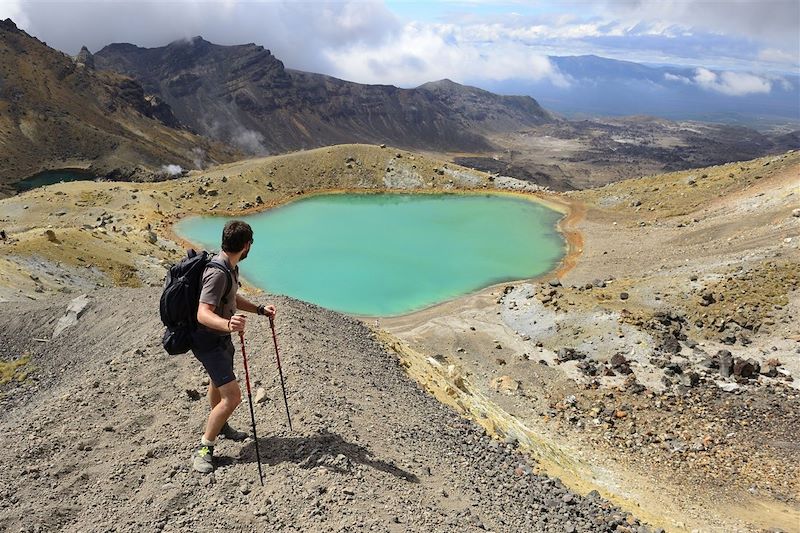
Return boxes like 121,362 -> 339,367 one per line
221,220 -> 253,253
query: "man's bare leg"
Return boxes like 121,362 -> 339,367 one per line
203,380 -> 241,442
208,382 -> 221,409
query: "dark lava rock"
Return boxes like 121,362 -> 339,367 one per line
699,356 -> 719,370
185,389 -> 202,401
627,380 -> 646,394
557,347 -> 585,362
601,365 -> 616,377
660,335 -> 682,354
576,361 -> 597,376
733,358 -> 759,379
665,362 -> 683,375
738,334 -> 751,345
680,371 -> 700,387
610,353 -> 632,374
619,292 -> 629,300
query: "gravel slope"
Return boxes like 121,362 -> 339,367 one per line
0,288 -> 650,532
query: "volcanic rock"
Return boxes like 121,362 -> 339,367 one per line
53,294 -> 90,337
733,358 -> 760,379
717,350 -> 733,378
610,353 -> 632,374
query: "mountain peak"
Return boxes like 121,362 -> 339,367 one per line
420,78 -> 460,88
167,35 -> 211,48
94,36 -> 551,153
0,18 -> 18,31
75,45 -> 94,69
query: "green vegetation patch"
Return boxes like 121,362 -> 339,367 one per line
0,354 -> 32,385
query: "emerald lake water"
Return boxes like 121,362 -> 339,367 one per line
176,193 -> 565,316
14,169 -> 96,191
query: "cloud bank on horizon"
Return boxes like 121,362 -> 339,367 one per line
2,0 -> 797,98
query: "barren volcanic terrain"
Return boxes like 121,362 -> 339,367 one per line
1,143 -> 798,532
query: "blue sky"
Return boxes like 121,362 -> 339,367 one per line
3,0 -> 798,92
381,0 -> 799,70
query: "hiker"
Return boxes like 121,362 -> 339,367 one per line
191,220 -> 276,474
0,229 -> 6,241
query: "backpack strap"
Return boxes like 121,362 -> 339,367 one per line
207,259 -> 234,308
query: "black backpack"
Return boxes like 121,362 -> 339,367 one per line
160,249 -> 232,355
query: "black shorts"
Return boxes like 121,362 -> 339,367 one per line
191,329 -> 236,387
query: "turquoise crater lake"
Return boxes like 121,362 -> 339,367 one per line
176,193 -> 565,316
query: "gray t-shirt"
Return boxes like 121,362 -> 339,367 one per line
198,255 -> 239,334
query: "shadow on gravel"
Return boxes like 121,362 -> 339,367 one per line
238,429 -> 419,483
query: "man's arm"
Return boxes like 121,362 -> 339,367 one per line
197,302 -> 244,332
197,267 -> 246,331
236,294 -> 276,318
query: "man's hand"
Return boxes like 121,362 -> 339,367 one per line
258,304 -> 277,318
229,313 -> 247,332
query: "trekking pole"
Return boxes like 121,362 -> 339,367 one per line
238,330 -> 264,486
269,316 -> 293,431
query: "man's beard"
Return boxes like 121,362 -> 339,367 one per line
240,248 -> 249,260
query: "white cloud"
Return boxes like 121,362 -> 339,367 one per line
601,0 -> 799,49
691,68 -> 772,96
324,22 -> 570,87
758,48 -> 799,65
663,72 -> 690,84
4,0 -> 797,88
664,68 -> 777,96
0,0 -> 29,27
8,0 -> 400,74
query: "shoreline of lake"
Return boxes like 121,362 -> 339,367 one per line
173,190 -> 574,317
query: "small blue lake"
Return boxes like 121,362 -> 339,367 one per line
176,193 -> 565,316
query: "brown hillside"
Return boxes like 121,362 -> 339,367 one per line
0,19 -> 240,195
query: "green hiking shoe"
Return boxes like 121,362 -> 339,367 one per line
192,445 -> 214,474
220,423 -> 248,442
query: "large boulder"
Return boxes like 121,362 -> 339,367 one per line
53,295 -> 90,337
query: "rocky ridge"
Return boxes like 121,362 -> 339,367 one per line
93,37 -> 552,154
0,19 -> 240,195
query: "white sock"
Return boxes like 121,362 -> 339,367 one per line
201,436 -> 217,447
